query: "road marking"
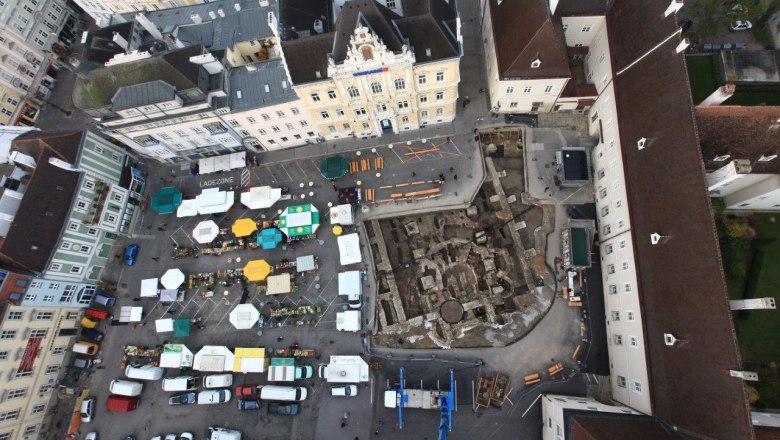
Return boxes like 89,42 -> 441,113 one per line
241,168 -> 250,187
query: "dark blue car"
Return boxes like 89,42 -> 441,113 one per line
124,244 -> 139,266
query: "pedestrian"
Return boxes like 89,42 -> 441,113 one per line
329,340 -> 334,344
341,421 -> 347,428
374,431 -> 379,437
152,257 -> 160,262
166,310 -> 175,315
277,336 -> 284,342
449,167 -> 454,173
333,184 -> 338,192
454,174 -> 458,180
157,227 -> 164,231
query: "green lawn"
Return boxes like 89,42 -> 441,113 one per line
686,55 -> 720,104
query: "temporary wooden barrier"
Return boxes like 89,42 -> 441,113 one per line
547,362 -> 564,377
523,373 -> 541,385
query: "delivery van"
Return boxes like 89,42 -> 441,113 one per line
208,427 -> 241,440
258,385 -> 308,402
105,395 -> 139,412
72,341 -> 100,357
109,379 -> 143,397
125,365 -> 164,381
203,374 -> 233,389
162,376 -> 197,391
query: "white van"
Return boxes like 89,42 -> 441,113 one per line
125,365 -> 164,381
109,379 -> 144,397
162,376 -> 197,392
203,374 -> 233,389
208,427 -> 241,440
258,385 -> 308,402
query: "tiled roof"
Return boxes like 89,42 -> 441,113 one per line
487,0 -> 570,79
111,80 -> 177,111
567,411 -> 682,440
696,106 -> 780,174
607,1 -> 754,438
175,7 -> 275,50
331,1 -> 403,63
228,60 -> 297,111
282,33 -> 335,84
555,0 -> 613,16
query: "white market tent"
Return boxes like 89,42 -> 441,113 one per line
160,344 -> 194,368
198,152 -> 246,175
176,199 -> 198,218
155,318 -> 174,333
193,345 -> 235,372
119,306 -> 143,323
229,304 -> 260,329
338,271 -> 362,297
140,278 -> 159,297
337,233 -> 362,265
296,255 -> 316,272
195,188 -> 235,215
330,204 -> 354,225
233,348 -> 266,373
266,273 -> 292,295
161,268 -> 185,289
159,289 -> 179,302
192,220 -> 220,244
240,186 -> 282,210
336,310 -> 361,332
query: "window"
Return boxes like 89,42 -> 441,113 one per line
624,283 -> 632,293
272,126 -> 281,133
629,336 -> 639,347
436,71 -> 444,82
371,82 -> 383,94
300,120 -> 308,127
615,199 -> 622,209
6,389 -> 26,400
228,119 -> 239,127
436,92 -> 444,101
376,103 -> 387,113
343,123 -> 351,130
621,261 -> 629,271
247,117 -> 256,124
600,206 -> 609,217
604,243 -> 613,254
38,385 -> 52,395
617,376 -> 626,387
1,330 -> 17,340
611,311 -> 620,321
291,107 -> 300,115
607,264 -> 615,274
311,92 -> 321,102
362,122 -> 370,131
419,95 -> 428,104
34,312 -> 53,320
603,224 -> 611,235
347,86 -> 360,98
509,102 -> 518,108
597,169 -> 605,180
268,140 -> 276,144
613,334 -> 623,345
50,263 -> 62,271
355,108 -> 367,116
544,85 -> 553,94
523,86 -> 532,94
397,101 -> 409,110
582,25 -> 592,32
258,129 -> 267,135
421,110 -> 428,119
23,426 -> 36,436
328,125 -> 337,134
402,116 -> 409,124
619,239 -> 626,249
626,310 -> 635,321
294,134 -> 301,140
280,137 -> 289,142
7,311 -> 23,320
395,78 -> 406,90
505,86 -> 514,94
320,111 -> 330,119
88,228 -> 98,236
29,329 -> 47,338
436,108 -> 443,116
608,285 -> 617,295
617,219 -> 625,229
387,0 -> 396,7
0,351 -> 7,360
105,214 -> 117,223
335,109 -> 345,117
285,123 -> 294,130
632,380 -> 642,393
43,295 -> 53,302
0,410 -> 19,422
276,111 -> 285,118
68,222 -> 79,232
417,74 -> 427,85
24,293 -> 36,301
52,346 -> 66,355
31,405 -> 45,415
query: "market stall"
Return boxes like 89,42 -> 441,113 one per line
155,318 -> 174,333
278,204 -> 320,239
336,310 -> 361,332
244,260 -> 272,282
176,199 -> 198,218
193,345 -> 235,372
258,228 -> 283,250
337,233 -> 362,265
160,343 -> 194,368
266,273 -> 293,295
330,204 -> 354,225
119,306 -> 143,323
173,319 -> 190,338
295,255 -> 317,273
195,188 -> 235,215
192,220 -> 220,244
229,304 -> 260,329
241,186 -> 282,210
159,289 -> 181,302
198,152 -> 245,175
151,186 -> 183,215
233,347 -> 266,373
232,218 -> 257,237
161,268 -> 185,289
320,155 -> 348,179
140,278 -> 159,298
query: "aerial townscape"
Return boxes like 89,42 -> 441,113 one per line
1,0 -> 780,439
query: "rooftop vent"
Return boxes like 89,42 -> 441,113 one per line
313,19 -> 324,34
315,70 -> 321,79
234,3 -> 241,12
425,48 -> 431,57
190,12 -> 202,24
637,137 -> 647,150
217,8 -> 225,17
209,11 -> 217,19
531,58 -> 541,68
663,333 -> 677,346
259,0 -> 269,6
650,232 -> 664,245
264,84 -> 270,93
236,90 -> 242,99
282,81 -> 288,89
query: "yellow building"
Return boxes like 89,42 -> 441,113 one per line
282,0 -> 461,139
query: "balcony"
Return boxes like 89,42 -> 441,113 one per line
83,180 -> 109,225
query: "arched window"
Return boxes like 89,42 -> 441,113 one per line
371,82 -> 383,94
394,78 -> 405,91
347,86 -> 360,98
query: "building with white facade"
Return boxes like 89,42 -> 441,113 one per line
697,106 -> 780,211
0,131 -> 143,283
71,0 -> 203,28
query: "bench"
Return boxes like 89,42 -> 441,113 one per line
524,373 -> 541,385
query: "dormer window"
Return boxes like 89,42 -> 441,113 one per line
637,137 -> 647,150
713,155 -> 731,161
531,58 -> 541,69
758,154 -> 777,162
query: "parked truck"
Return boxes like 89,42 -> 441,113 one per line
267,358 -> 313,382
384,389 -> 450,409
318,355 -> 369,383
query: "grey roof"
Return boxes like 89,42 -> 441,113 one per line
111,80 -> 177,111
721,50 -> 780,84
228,59 -> 297,111
175,7 -> 275,50
116,0 -> 274,29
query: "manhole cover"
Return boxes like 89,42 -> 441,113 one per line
440,300 -> 464,324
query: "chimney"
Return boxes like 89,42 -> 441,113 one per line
707,159 -> 751,193
48,157 -> 79,172
217,9 -> 225,17
700,83 -> 735,106
549,0 -> 559,14
134,13 -> 163,41
9,151 -> 36,169
209,11 -> 217,19
112,32 -> 129,50
675,38 -> 690,53
234,3 -> 241,12
190,12 -> 202,24
664,0 -> 684,17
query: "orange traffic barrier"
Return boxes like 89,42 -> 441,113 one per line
524,373 -> 541,385
547,363 -> 564,376
572,344 -> 582,360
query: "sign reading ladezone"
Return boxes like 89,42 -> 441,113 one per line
199,176 -> 235,188
353,67 -> 389,77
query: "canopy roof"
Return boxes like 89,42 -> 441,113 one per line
155,318 -> 174,333
266,273 -> 292,295
229,304 -> 260,329
321,156 -> 348,179
161,268 -> 185,289
330,204 -> 354,225
119,306 -> 143,322
232,218 -> 257,237
337,233 -> 362,265
198,152 -> 245,174
258,228 -> 283,250
173,319 -> 190,337
233,347 -> 265,373
193,345 -> 235,372
296,255 -> 316,272
240,186 -> 282,210
278,204 -> 320,238
151,186 -> 183,214
338,271 -> 362,296
192,220 -> 220,244
244,259 -> 272,281
336,310 -> 361,332
160,343 -> 193,368
176,199 -> 198,217
195,187 -> 234,214
140,278 -> 159,297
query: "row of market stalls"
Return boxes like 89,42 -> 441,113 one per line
159,343 -> 319,372
151,185 -> 287,218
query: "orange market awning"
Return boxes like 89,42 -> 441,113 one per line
243,259 -> 272,281
232,218 -> 258,237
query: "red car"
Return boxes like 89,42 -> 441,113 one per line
235,385 -> 259,398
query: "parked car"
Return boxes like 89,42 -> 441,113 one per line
730,20 -> 752,30
124,244 -> 140,266
318,365 -> 328,379
331,385 -> 358,397
234,385 -> 259,398
81,316 -> 98,329
180,433 -> 193,440
80,328 -> 104,342
85,433 -> 98,440
237,399 -> 262,411
80,397 -> 96,423
197,389 -> 231,405
164,434 -> 177,440
105,395 -> 139,412
72,341 -> 100,357
297,365 -> 313,380
203,374 -> 233,389
92,292 -> 116,307
85,308 -> 110,320
168,392 -> 196,406
267,403 -> 300,416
